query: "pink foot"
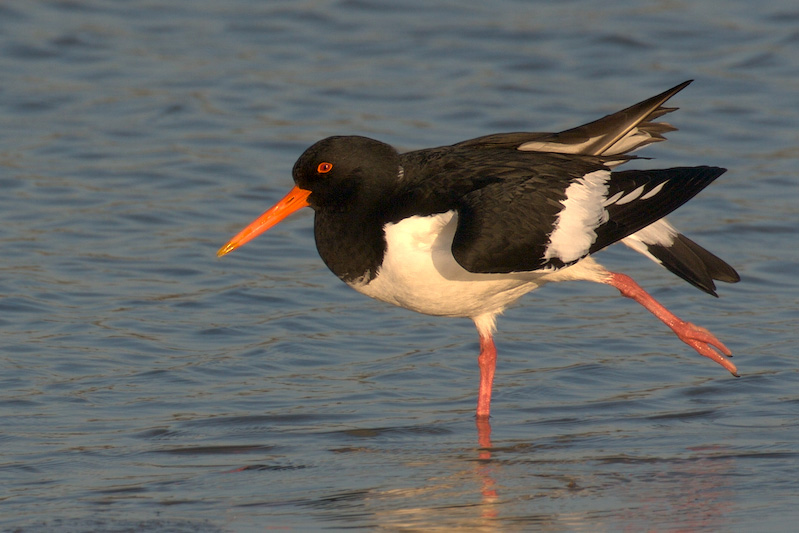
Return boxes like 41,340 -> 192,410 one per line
670,320 -> 738,376
606,272 -> 739,376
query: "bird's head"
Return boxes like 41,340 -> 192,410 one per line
217,135 -> 401,257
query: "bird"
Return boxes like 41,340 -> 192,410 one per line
218,80 -> 740,419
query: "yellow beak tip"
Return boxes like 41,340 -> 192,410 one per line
216,244 -> 234,257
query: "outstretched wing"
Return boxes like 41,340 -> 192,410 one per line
455,80 -> 690,162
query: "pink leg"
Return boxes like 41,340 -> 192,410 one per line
476,334 -> 497,418
605,272 -> 738,376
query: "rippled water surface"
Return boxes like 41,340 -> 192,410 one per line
2,1 -> 798,531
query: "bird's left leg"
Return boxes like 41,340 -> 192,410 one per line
605,272 -> 738,376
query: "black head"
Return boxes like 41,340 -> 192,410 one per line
292,136 -> 402,212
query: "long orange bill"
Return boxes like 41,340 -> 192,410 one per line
217,185 -> 311,257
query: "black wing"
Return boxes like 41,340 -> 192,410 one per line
452,165 -> 726,274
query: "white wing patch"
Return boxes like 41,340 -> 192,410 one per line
518,139 -> 596,154
640,181 -> 666,200
603,191 -> 624,206
599,128 -> 657,155
517,127 -> 657,157
604,179 -> 668,207
613,184 -> 646,205
544,170 -> 610,264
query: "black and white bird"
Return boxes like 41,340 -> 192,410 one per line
218,80 -> 740,418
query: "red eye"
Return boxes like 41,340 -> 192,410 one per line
317,162 -> 333,174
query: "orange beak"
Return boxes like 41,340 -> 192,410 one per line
217,185 -> 311,257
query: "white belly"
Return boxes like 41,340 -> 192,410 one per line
350,212 -> 544,319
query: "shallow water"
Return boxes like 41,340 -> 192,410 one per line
2,0 -> 798,531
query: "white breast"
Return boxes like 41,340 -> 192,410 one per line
349,211 -> 544,320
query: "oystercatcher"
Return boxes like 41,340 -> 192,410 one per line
218,80 -> 740,418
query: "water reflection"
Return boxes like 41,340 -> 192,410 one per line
609,444 -> 736,531
465,420 -> 737,531
202,414 -> 743,530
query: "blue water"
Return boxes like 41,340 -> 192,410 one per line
2,0 -> 798,531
